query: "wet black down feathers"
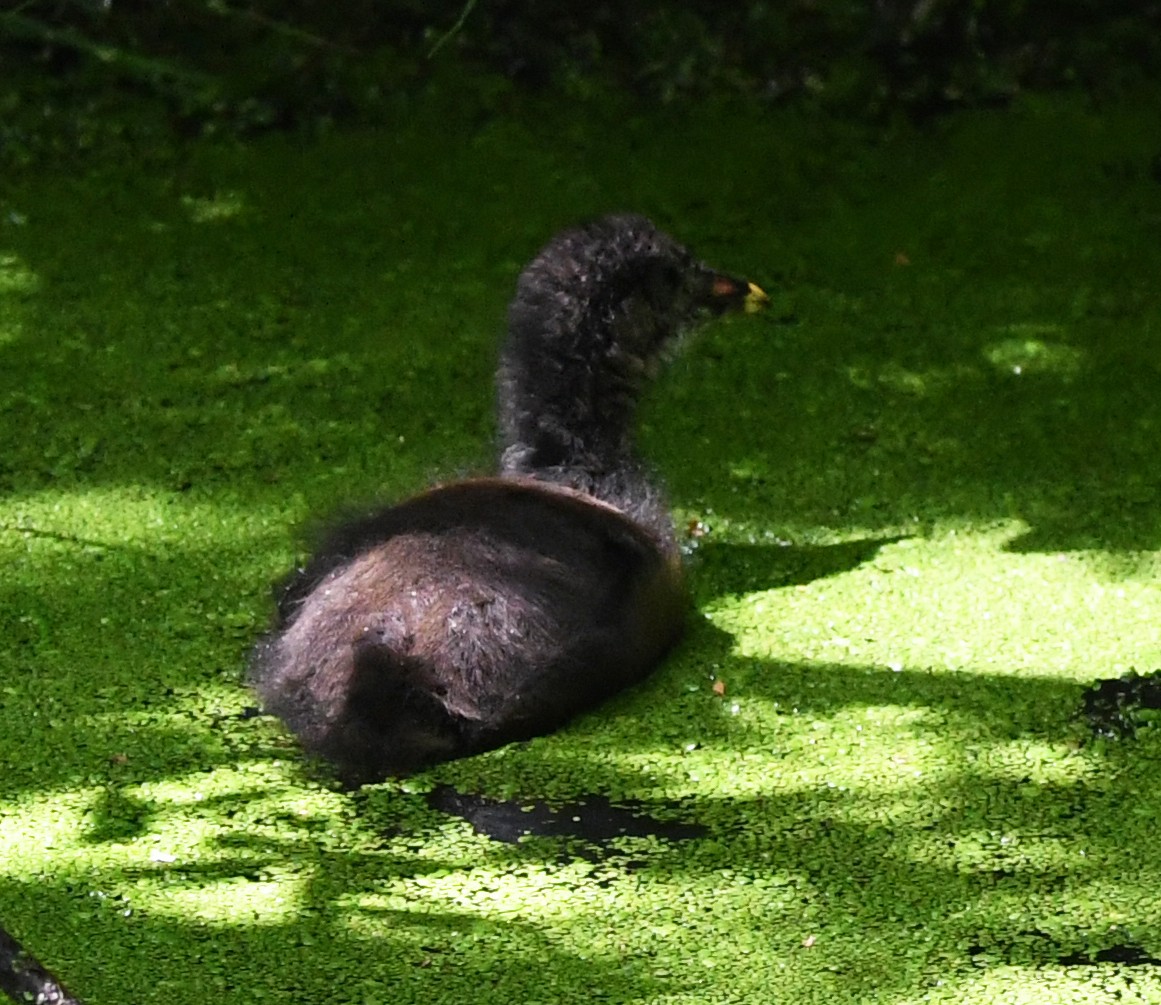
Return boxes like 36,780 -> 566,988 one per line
249,214 -> 768,783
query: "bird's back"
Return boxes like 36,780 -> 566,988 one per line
250,478 -> 686,780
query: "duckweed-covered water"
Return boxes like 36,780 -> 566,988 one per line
2,85 -> 1161,1003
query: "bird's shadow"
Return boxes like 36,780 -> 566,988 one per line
687,533 -> 904,601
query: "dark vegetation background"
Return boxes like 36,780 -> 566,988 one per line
3,0 -> 1160,164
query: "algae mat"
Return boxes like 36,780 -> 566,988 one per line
2,88 -> 1161,1003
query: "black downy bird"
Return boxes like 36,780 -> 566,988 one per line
250,214 -> 768,783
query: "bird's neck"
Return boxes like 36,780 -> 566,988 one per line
496,352 -> 639,467
496,383 -> 674,549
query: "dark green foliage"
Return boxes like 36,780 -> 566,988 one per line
2,0 -> 1160,164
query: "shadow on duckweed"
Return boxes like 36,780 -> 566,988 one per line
686,534 -> 906,599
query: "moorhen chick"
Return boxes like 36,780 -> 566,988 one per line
250,214 -> 768,782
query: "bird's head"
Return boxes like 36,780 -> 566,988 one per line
506,213 -> 768,385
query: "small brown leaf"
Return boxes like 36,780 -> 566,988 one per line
712,680 -> 726,697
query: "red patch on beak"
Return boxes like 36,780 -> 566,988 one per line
712,275 -> 742,299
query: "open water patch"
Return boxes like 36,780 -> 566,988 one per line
425,785 -> 706,858
1081,669 -> 1161,738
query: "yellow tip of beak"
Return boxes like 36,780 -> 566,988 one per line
744,282 -> 770,314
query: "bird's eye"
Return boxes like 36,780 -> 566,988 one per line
641,261 -> 683,304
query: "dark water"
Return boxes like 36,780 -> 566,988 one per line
1081,669 -> 1161,738
425,785 -> 706,856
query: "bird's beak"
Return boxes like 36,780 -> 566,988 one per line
743,282 -> 770,314
710,274 -> 770,315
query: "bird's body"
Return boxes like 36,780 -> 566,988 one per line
250,214 -> 766,782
